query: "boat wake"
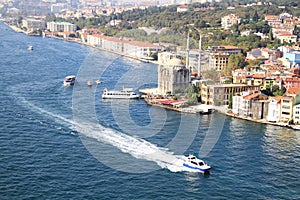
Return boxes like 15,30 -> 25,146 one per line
17,97 -> 197,173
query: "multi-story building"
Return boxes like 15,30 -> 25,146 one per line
293,104 -> 300,124
47,21 -> 77,32
22,18 -> 46,32
86,34 -> 161,61
280,88 -> 300,122
232,91 -> 268,119
221,14 -> 241,30
267,96 -> 282,123
201,83 -> 259,106
123,40 -> 161,60
208,46 -> 242,71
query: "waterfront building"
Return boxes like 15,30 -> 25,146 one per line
232,91 -> 268,119
22,18 -> 46,32
87,34 -> 161,60
123,40 -> 161,60
293,104 -> 300,124
47,21 -> 77,33
157,53 -> 190,95
221,14 -> 241,30
280,88 -> 300,123
267,96 -> 282,123
201,83 -> 259,106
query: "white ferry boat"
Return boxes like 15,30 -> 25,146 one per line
183,154 -> 211,174
102,88 -> 140,99
63,75 -> 76,86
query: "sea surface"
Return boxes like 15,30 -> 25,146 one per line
0,21 -> 299,199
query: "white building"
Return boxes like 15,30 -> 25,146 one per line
267,96 -> 281,122
221,14 -> 241,30
47,21 -> 77,32
293,104 -> 300,124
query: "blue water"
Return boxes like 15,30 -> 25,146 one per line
0,22 -> 300,199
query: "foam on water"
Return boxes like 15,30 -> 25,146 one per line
17,97 -> 193,173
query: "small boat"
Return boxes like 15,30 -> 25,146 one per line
183,154 -> 211,174
87,81 -> 92,87
95,80 -> 101,84
63,75 -> 76,86
28,45 -> 33,50
102,87 -> 140,99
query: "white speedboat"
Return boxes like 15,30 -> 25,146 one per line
63,75 -> 76,86
28,45 -> 33,50
102,87 -> 140,99
183,154 -> 211,174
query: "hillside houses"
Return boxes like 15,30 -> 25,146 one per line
264,13 -> 298,43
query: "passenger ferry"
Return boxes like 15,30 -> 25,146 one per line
102,88 -> 140,99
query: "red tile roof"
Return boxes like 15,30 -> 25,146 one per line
286,88 -> 300,96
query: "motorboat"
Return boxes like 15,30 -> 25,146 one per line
183,154 -> 211,174
28,45 -> 33,50
102,87 -> 140,99
63,75 -> 76,86
95,80 -> 101,84
87,81 -> 92,87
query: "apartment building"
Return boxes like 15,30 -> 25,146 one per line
47,21 -> 77,32
209,46 -> 242,71
201,83 -> 259,106
221,14 -> 241,30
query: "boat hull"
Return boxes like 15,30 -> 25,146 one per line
102,95 -> 140,99
183,163 -> 211,174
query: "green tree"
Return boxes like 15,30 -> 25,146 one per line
224,54 -> 246,75
253,10 -> 259,22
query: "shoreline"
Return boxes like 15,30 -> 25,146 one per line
2,21 -> 158,64
4,21 -> 299,131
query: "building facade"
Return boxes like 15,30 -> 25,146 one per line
221,14 -> 241,30
158,55 -> 190,95
22,18 -> 46,32
209,46 -> 242,71
201,83 -> 259,106
47,21 -> 77,32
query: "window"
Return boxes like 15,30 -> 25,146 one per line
283,100 -> 290,103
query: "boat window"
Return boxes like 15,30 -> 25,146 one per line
191,161 -> 197,165
199,162 -> 204,166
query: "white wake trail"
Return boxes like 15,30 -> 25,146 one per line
19,98 -> 190,173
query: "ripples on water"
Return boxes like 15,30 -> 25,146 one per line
0,22 -> 299,199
